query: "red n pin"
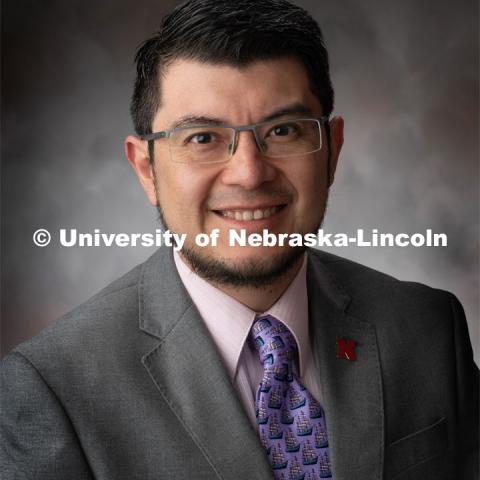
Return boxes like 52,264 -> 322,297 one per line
336,337 -> 356,360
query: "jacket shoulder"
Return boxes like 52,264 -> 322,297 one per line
10,259 -> 145,365
307,248 -> 458,321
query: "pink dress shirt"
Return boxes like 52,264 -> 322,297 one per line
173,251 -> 323,427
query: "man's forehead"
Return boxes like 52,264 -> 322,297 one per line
154,57 -> 322,128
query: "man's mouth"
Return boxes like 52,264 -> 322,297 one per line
214,205 -> 286,221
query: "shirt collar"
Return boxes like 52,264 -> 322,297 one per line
173,250 -> 309,380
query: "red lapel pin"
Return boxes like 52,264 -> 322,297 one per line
336,337 -> 356,361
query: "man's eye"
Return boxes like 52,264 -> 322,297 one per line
269,123 -> 298,137
188,132 -> 213,144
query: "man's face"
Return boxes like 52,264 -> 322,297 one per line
132,57 -> 342,285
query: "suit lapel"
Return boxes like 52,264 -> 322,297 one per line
138,248 -> 273,480
307,252 -> 384,480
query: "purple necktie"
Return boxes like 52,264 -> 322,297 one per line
250,314 -> 332,480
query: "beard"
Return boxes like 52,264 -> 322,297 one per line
180,241 -> 306,288
155,200 -> 328,289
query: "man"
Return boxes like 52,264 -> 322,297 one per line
1,0 -> 478,479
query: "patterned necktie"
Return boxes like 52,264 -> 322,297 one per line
250,314 -> 332,480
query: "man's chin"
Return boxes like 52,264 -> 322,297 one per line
179,244 -> 306,288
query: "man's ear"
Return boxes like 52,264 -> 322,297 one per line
125,135 -> 158,206
327,116 -> 344,187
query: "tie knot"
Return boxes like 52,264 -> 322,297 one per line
250,315 -> 297,367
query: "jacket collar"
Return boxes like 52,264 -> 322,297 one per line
307,251 -> 384,479
139,246 -> 273,479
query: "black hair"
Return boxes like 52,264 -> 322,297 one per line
130,0 -> 334,137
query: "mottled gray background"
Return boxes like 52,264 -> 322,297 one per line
2,0 -> 478,364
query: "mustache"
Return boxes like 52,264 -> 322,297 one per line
206,187 -> 293,209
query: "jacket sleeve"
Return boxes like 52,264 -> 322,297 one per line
0,351 -> 94,480
449,293 -> 479,479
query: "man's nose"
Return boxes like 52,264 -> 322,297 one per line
220,131 -> 276,189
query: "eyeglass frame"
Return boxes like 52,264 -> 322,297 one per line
141,115 -> 330,163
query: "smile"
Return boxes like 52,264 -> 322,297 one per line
215,205 -> 285,221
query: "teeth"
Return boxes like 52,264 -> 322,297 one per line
220,206 -> 281,221
253,209 -> 263,220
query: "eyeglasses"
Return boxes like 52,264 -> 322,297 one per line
142,116 -> 329,164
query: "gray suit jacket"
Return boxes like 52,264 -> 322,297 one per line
1,248 -> 478,479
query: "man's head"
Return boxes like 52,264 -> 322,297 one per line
126,0 -> 343,292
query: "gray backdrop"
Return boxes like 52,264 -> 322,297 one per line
2,0 -> 479,365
